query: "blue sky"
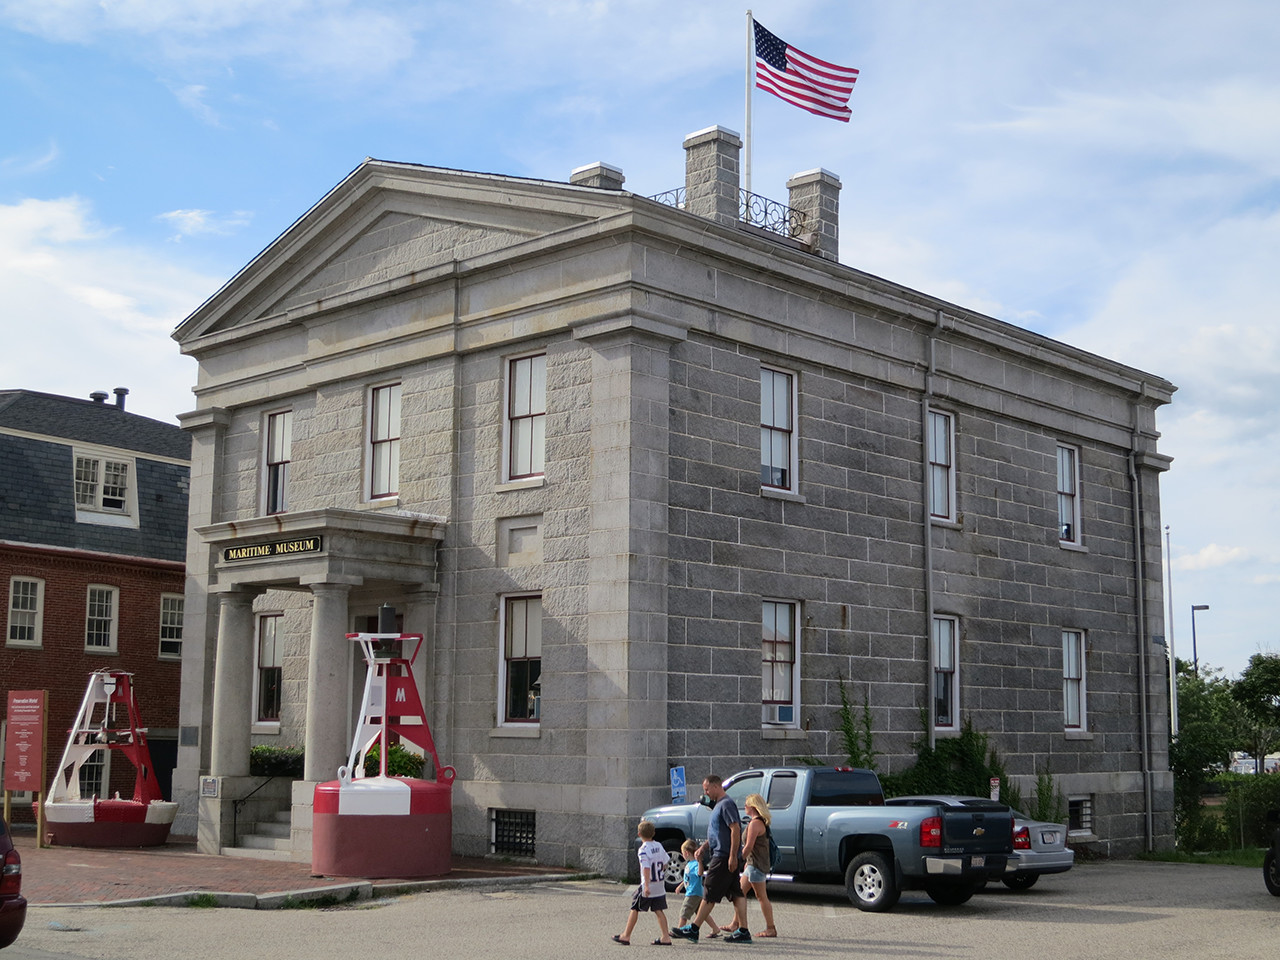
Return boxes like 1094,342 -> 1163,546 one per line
2,0 -> 1278,679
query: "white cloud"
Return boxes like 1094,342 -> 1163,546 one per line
1175,544 -> 1252,572
1,141 -> 60,177
157,208 -> 253,241
171,84 -> 221,126
0,197 -> 215,422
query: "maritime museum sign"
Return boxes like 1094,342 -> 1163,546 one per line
223,536 -> 323,562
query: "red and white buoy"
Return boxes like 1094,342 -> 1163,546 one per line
312,632 -> 455,878
42,671 -> 178,847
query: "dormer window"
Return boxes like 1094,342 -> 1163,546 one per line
72,448 -> 138,528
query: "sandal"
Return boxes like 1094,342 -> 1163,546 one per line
651,939 -> 672,946
707,930 -> 720,939
757,928 -> 777,937
612,935 -> 630,945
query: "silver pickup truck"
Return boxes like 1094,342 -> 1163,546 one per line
641,766 -> 1014,911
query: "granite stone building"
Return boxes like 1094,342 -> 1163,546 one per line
171,126 -> 1175,873
1,389 -> 190,810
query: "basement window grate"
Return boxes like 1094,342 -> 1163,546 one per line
491,808 -> 536,857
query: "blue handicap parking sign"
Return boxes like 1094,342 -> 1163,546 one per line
670,765 -> 687,803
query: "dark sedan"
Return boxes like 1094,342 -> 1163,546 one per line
0,815 -> 25,950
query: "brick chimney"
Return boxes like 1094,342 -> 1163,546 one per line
683,125 -> 741,226
570,162 -> 626,191
786,168 -> 841,262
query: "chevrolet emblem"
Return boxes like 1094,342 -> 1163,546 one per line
973,827 -> 985,836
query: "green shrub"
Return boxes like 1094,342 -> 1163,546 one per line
880,718 -> 1021,809
249,744 -> 305,778
362,742 -> 426,779
1212,772 -> 1280,848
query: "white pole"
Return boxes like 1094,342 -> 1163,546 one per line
745,9 -> 753,196
1165,524 -> 1179,736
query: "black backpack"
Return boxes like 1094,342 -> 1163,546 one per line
766,824 -> 781,870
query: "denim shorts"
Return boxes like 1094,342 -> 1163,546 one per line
743,864 -> 767,884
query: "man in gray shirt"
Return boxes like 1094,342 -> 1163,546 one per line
671,774 -> 751,943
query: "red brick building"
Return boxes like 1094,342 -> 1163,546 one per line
1,390 -> 189,817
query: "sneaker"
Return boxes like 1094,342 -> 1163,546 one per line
726,929 -> 753,944
671,925 -> 700,942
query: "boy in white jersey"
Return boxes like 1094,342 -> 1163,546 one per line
613,820 -> 672,945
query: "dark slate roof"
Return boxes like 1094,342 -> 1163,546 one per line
0,390 -> 190,460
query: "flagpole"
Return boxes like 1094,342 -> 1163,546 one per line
745,8 -> 753,196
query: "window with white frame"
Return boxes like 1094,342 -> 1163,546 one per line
369,382 -> 401,499
932,615 -> 959,729
762,600 -> 799,726
7,577 -> 44,647
506,354 -> 546,481
1063,629 -> 1086,730
264,410 -> 293,514
1057,443 -> 1082,544
159,593 -> 184,659
85,585 -> 119,652
501,595 -> 542,723
927,410 -> 956,521
72,450 -> 138,526
255,614 -> 283,723
760,367 -> 797,492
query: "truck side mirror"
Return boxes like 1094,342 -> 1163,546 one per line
698,794 -> 713,808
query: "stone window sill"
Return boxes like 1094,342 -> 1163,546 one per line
491,725 -> 541,738
762,728 -> 807,740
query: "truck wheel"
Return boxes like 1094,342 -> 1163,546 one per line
1264,850 -> 1280,896
662,839 -> 688,892
925,882 -> 977,906
1001,873 -> 1039,891
845,851 -> 900,912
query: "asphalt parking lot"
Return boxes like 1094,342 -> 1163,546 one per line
8,859 -> 1277,960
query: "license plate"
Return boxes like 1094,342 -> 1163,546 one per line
1042,831 -> 1058,844
971,855 -> 985,868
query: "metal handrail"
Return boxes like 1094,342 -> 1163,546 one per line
646,186 -> 807,240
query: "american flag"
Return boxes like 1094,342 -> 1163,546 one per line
753,19 -> 858,123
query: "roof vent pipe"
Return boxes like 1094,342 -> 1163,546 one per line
89,391 -> 109,403
113,387 -> 129,410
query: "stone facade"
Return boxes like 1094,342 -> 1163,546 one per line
171,130 -> 1174,873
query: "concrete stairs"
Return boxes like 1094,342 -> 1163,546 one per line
222,807 -> 295,861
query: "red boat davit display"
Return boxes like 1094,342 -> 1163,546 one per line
42,670 -> 178,847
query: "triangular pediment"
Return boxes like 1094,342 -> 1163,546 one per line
175,160 -> 630,343
265,208 -> 533,319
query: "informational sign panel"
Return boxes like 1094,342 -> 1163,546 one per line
670,765 -> 687,803
989,776 -> 1001,801
4,690 -> 46,792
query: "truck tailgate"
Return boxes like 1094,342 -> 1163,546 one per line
940,803 -> 1012,854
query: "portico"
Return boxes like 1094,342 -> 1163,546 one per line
191,508 -> 444,856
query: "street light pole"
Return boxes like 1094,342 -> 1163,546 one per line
1191,604 -> 1209,677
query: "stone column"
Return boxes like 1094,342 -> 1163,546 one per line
303,581 -> 354,782
571,318 -> 682,877
683,125 -> 741,225
173,406 -> 229,836
208,588 -> 259,777
786,167 -> 842,261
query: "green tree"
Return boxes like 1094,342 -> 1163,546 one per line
1231,653 -> 1280,774
1170,659 -> 1238,846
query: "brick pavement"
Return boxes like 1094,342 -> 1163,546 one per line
10,828 -> 570,906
